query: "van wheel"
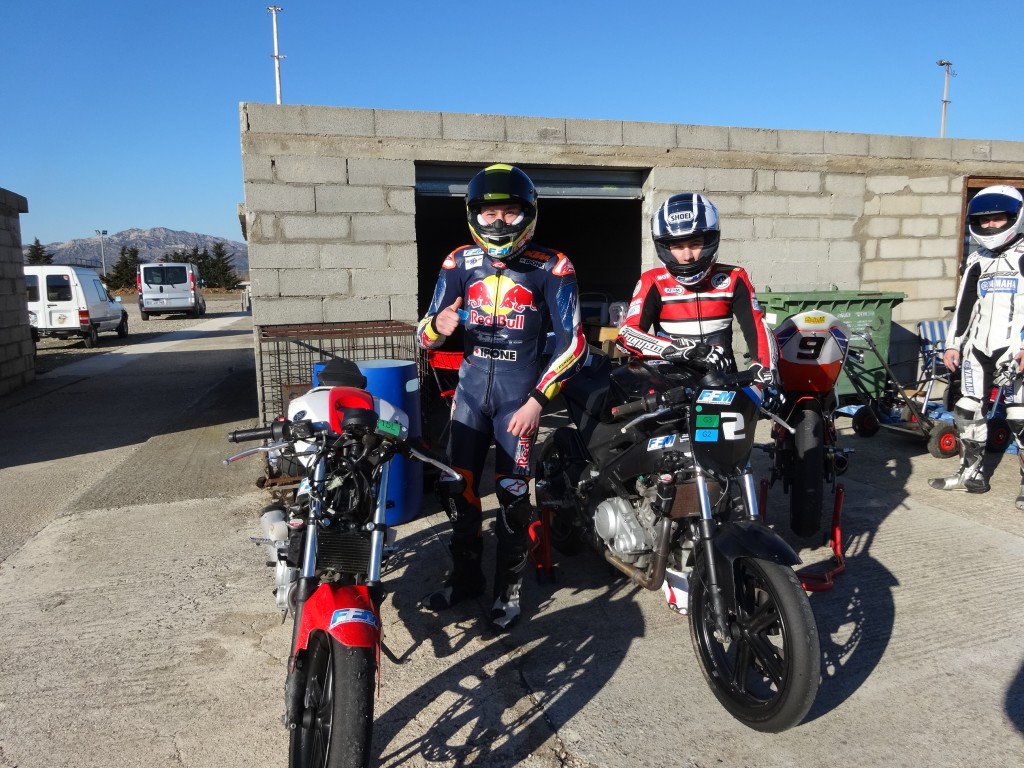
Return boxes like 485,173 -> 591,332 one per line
116,313 -> 129,338
83,326 -> 99,348
190,306 -> 201,319
140,311 -> 149,321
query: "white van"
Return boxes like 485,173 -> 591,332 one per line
24,265 -> 128,348
137,262 -> 207,320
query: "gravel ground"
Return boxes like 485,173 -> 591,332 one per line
31,292 -> 249,375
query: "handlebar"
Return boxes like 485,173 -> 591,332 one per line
610,369 -> 760,422
224,417 -> 463,483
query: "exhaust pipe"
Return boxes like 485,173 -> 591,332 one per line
602,516 -> 672,591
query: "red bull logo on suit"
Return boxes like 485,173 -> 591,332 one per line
465,275 -> 536,330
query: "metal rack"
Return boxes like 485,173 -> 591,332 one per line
256,320 -> 419,425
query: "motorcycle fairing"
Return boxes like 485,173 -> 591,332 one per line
774,310 -> 851,394
294,582 -> 380,651
688,384 -> 760,477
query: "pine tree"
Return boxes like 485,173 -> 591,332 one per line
106,246 -> 142,290
204,242 -> 239,288
25,238 -> 54,265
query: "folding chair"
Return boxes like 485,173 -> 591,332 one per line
915,319 -> 953,413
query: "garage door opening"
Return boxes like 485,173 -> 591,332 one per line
414,164 -> 645,319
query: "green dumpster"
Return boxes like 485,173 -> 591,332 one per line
759,288 -> 906,399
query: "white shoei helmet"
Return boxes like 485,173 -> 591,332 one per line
968,185 -> 1024,253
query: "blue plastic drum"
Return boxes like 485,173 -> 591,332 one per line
356,359 -> 423,525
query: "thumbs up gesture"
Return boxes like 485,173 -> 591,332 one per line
435,296 -> 465,336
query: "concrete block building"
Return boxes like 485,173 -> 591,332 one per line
0,188 -> 33,397
238,103 -> 1024,420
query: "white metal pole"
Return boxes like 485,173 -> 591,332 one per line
268,6 -> 284,105
95,229 -> 107,275
937,60 -> 953,138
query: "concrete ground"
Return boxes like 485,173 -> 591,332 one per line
0,302 -> 1022,767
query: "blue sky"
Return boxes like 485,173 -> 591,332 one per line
4,1 -> 1021,247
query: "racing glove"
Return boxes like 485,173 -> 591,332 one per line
663,341 -> 728,372
759,386 -> 786,415
749,362 -> 780,388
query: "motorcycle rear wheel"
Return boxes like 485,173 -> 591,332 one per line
289,631 -> 376,768
789,406 -> 825,538
689,555 -> 819,733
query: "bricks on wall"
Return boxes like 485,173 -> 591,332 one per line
0,188 -> 34,397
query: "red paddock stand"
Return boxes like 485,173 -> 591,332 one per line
528,505 -> 556,582
759,481 -> 847,592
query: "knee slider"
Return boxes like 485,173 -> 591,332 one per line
496,477 -> 534,532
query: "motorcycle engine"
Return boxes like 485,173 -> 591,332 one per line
593,496 -> 657,563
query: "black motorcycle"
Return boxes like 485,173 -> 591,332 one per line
536,352 -> 820,732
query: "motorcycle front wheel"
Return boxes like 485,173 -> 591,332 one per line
689,555 -> 820,733
289,631 -> 376,768
789,405 -> 825,538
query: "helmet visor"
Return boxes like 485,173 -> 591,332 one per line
969,191 -> 1022,220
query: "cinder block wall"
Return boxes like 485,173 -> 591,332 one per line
240,103 -> 1024,332
0,188 -> 33,397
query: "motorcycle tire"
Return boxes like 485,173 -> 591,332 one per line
289,630 -> 375,768
689,555 -> 820,733
536,429 -> 587,556
789,406 -> 825,538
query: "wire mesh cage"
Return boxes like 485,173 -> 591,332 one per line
256,320 -> 419,425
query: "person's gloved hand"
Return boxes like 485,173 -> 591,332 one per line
663,341 -> 728,371
760,386 -> 786,415
749,362 -> 780,388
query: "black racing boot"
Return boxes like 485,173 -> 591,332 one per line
422,538 -> 485,611
490,538 -> 528,632
928,439 -> 990,493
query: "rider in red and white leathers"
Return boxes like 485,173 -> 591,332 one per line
416,164 -> 588,630
930,185 -> 1024,502
617,193 -> 780,402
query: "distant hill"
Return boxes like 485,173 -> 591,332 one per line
24,228 -> 249,273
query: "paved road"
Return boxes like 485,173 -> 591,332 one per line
1,302 -> 1023,767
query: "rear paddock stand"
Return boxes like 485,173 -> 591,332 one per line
528,505 -> 556,582
759,481 -> 847,592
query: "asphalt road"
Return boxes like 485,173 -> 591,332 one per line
1,300 -> 1023,767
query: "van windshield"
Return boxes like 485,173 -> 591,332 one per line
143,266 -> 188,286
25,275 -> 39,303
46,275 -> 73,302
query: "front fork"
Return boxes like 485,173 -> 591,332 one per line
284,457 -> 390,728
694,466 -> 760,640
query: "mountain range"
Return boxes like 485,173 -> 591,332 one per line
24,228 -> 249,273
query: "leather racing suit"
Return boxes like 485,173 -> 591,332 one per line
944,239 -> 1024,468
417,242 -> 588,600
616,262 -> 778,373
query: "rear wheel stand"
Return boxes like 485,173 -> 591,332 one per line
528,505 -> 556,582
759,480 -> 846,591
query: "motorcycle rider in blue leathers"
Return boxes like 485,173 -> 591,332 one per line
417,164 -> 588,630
930,185 -> 1024,504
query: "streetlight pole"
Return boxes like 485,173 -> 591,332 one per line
937,59 -> 955,138
95,229 -> 108,276
267,6 -> 285,105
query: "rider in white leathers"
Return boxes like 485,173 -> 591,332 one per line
930,185 -> 1024,505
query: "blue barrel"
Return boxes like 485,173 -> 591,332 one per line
356,359 -> 423,525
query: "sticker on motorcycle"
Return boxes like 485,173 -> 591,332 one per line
696,390 -> 736,405
694,429 -> 719,442
647,434 -> 677,451
329,608 -> 380,631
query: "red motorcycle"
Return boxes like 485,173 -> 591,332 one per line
766,310 -> 852,538
225,359 -> 461,768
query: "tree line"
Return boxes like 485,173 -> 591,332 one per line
24,238 -> 240,290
